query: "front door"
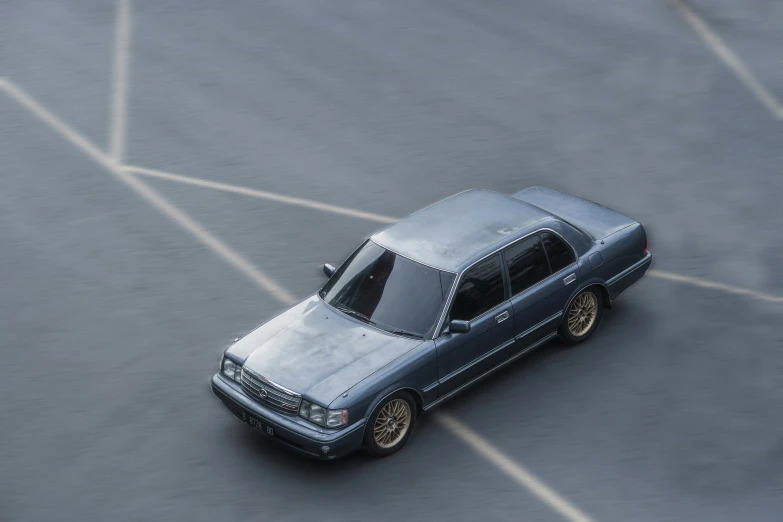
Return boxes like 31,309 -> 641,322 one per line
435,254 -> 514,396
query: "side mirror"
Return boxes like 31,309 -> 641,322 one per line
448,319 -> 471,334
323,263 -> 336,278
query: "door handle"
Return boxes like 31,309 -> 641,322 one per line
495,311 -> 510,323
563,273 -> 576,285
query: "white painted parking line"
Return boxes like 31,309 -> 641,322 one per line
110,0 -> 132,161
118,165 -> 783,305
674,0 -> 783,120
2,76 -> 603,522
648,269 -> 783,304
2,79 -> 109,166
437,413 -> 597,522
1,78 -> 297,306
123,164 -> 399,224
2,1 -> 775,519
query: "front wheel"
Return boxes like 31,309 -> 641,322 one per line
364,391 -> 417,458
559,287 -> 603,344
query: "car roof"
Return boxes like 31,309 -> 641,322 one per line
371,189 -> 556,272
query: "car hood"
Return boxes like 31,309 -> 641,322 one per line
226,295 -> 423,406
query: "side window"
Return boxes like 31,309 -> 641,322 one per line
541,232 -> 576,273
503,235 -> 551,296
449,254 -> 505,322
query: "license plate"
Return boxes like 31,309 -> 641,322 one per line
241,411 -> 274,436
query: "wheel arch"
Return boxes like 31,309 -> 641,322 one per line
367,385 -> 425,419
564,282 -> 611,316
595,283 -> 612,309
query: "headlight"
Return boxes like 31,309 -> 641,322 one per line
309,404 -> 326,424
326,409 -> 348,428
299,400 -> 347,428
220,356 -> 242,383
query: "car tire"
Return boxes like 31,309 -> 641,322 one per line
364,391 -> 417,458
559,287 -> 604,345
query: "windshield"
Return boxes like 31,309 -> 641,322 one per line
320,241 -> 455,339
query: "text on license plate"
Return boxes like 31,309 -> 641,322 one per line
241,411 -> 274,436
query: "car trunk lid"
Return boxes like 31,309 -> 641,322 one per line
511,186 -> 636,240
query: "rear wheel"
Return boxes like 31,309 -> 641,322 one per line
364,391 -> 416,458
559,287 -> 603,344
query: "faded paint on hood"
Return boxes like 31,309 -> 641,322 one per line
226,295 -> 422,406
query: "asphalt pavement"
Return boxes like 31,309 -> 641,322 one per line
1,1 -> 782,521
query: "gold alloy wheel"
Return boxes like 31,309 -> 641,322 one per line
567,291 -> 598,337
373,399 -> 411,449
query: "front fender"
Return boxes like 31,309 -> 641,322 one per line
364,383 -> 426,420
329,341 -> 436,420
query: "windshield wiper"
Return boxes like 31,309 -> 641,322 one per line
336,307 -> 422,339
336,307 -> 375,325
387,329 -> 424,340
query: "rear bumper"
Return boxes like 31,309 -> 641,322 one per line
211,374 -> 366,459
607,252 -> 652,300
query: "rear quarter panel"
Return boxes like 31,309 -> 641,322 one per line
587,223 -> 647,300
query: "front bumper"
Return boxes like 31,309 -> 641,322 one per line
211,374 -> 366,459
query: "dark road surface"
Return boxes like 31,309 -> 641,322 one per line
1,1 -> 782,521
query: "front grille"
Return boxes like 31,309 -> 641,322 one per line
241,367 -> 301,415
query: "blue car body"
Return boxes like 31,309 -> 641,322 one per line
212,187 -> 652,459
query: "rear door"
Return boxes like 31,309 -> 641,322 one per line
504,232 -> 578,347
435,254 -> 514,396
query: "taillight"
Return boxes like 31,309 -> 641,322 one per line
643,238 -> 648,255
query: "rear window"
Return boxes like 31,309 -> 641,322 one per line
541,232 -> 576,273
503,236 -> 550,296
